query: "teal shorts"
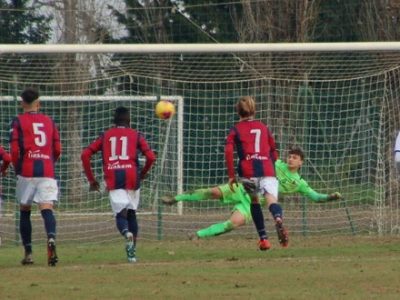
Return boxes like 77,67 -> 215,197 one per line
218,183 -> 252,223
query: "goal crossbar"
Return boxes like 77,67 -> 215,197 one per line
1,42 -> 400,54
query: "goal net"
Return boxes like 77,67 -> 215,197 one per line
0,43 -> 399,246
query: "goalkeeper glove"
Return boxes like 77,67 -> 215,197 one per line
89,181 -> 100,192
228,177 -> 239,192
327,192 -> 342,201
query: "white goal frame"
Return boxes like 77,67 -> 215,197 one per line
1,42 -> 400,53
1,42 -> 400,240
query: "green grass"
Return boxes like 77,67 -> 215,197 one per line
0,236 -> 400,300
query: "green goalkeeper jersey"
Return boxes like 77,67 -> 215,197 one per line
275,159 -> 329,202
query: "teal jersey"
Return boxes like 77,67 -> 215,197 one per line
275,159 -> 328,202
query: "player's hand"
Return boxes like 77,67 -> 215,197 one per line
228,177 -> 238,192
89,181 -> 100,192
242,178 -> 257,195
140,171 -> 147,180
328,192 -> 342,201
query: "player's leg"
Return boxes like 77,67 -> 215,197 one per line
36,178 -> 59,266
16,176 -> 35,265
241,178 -> 270,250
126,189 -> 141,262
261,177 -> 288,248
109,189 -> 136,262
196,210 -> 246,238
195,192 -> 249,239
20,204 -> 34,265
39,203 -> 58,266
126,208 -> 138,263
162,186 -> 222,205
116,208 -> 136,262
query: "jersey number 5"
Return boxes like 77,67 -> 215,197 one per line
109,136 -> 129,161
33,123 -> 47,147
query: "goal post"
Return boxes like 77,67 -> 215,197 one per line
0,43 -> 400,246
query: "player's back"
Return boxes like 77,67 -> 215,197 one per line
230,119 -> 276,178
11,112 -> 60,178
101,126 -> 143,190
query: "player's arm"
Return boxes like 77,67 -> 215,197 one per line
299,180 -> 341,202
81,137 -> 102,190
225,128 -> 237,189
0,146 -> 11,176
267,127 -> 278,163
9,118 -> 20,171
138,135 -> 156,180
52,121 -> 62,161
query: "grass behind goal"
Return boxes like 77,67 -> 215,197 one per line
0,236 -> 399,300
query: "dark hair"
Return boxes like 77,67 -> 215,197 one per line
21,87 -> 39,104
114,106 -> 130,126
288,146 -> 305,160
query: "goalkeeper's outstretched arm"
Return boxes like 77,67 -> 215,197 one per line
302,185 -> 342,202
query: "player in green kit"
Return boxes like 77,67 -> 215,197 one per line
276,147 -> 341,202
162,147 -> 341,242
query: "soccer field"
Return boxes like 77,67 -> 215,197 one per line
0,235 -> 399,300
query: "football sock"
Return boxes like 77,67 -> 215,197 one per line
41,209 -> 56,239
269,203 -> 283,220
175,188 -> 212,201
127,209 -> 138,241
116,212 -> 128,236
20,210 -> 32,253
250,203 -> 268,240
196,220 -> 233,238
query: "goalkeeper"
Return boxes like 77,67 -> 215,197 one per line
162,146 -> 341,240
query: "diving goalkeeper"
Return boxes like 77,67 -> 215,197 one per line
162,147 -> 341,240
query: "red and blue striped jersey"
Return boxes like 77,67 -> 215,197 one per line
10,112 -> 61,178
225,119 -> 278,179
81,126 -> 156,190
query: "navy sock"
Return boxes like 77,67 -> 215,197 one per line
41,209 -> 56,239
269,203 -> 283,220
116,212 -> 129,236
20,210 -> 32,253
250,203 -> 267,240
127,209 -> 138,239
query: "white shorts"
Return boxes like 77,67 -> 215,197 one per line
241,176 -> 279,199
109,189 -> 140,215
16,176 -> 59,205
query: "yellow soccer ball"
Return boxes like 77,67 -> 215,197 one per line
155,100 -> 175,119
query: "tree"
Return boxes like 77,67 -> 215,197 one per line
0,0 -> 51,43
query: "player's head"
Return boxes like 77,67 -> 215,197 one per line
114,106 -> 130,126
21,87 -> 40,111
236,96 -> 256,119
287,146 -> 304,171
21,87 -> 39,104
